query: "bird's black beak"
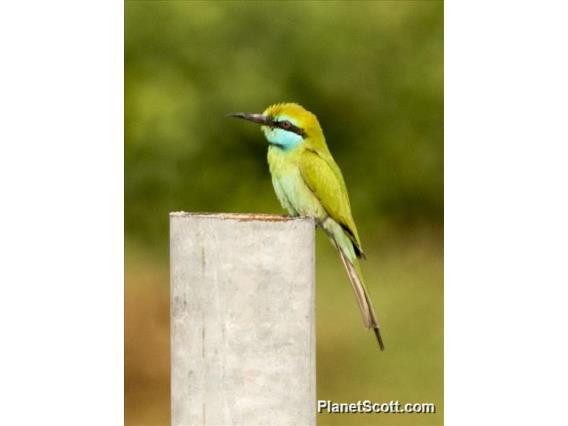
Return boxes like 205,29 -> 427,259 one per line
226,112 -> 273,126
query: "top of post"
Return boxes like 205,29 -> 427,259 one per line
169,212 -> 313,224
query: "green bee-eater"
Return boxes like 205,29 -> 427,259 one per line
229,102 -> 384,350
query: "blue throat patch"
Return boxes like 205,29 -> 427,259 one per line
262,115 -> 303,150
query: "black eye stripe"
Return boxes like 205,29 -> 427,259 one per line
274,120 -> 306,137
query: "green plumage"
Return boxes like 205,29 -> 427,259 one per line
229,102 -> 384,350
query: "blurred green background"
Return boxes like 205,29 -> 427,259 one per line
125,1 -> 443,425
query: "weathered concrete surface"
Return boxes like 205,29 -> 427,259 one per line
170,212 -> 316,426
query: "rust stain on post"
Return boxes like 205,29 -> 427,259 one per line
170,211 -> 302,222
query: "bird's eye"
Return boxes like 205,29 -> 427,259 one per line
281,121 -> 291,129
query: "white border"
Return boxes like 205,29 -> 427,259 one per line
0,2 -> 123,424
446,2 -> 568,424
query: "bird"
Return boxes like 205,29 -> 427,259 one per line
228,102 -> 384,351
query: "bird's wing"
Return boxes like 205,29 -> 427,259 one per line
299,148 -> 365,257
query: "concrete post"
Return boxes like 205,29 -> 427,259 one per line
170,212 -> 316,426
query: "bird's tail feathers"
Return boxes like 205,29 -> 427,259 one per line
337,249 -> 385,351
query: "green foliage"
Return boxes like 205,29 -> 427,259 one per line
125,1 -> 443,249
